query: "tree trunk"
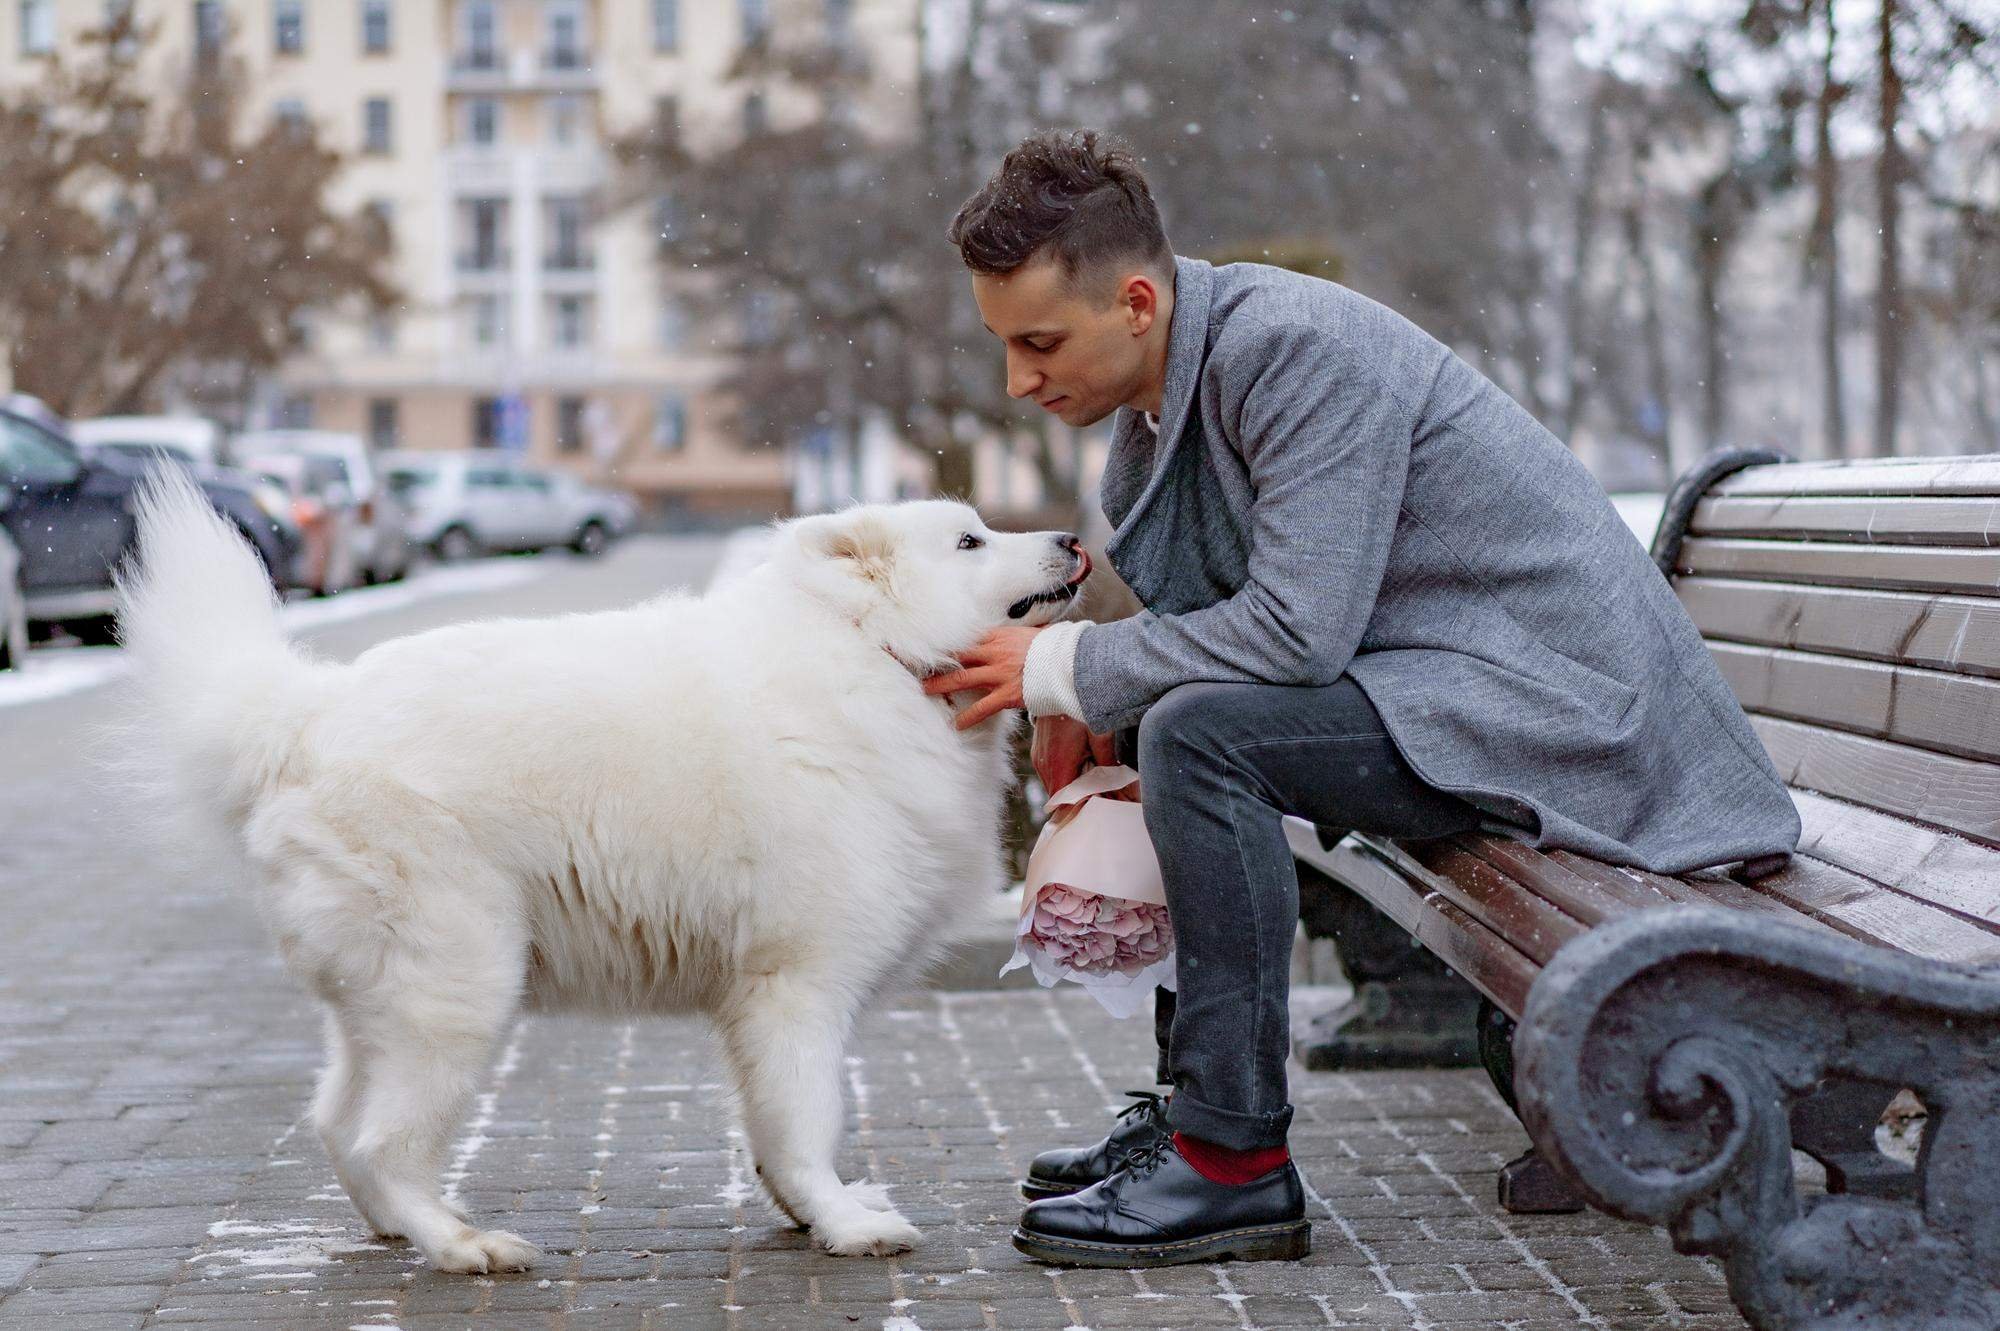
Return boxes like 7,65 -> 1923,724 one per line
1623,203 -> 1675,484
1873,0 -> 1903,457
1694,181 -> 1737,453
1812,0 -> 1847,460
1558,91 -> 1610,442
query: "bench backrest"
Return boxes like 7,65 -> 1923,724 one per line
1666,454 -> 2000,927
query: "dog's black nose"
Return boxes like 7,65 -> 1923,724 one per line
1055,533 -> 1081,554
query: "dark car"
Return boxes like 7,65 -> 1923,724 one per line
0,397 -> 302,645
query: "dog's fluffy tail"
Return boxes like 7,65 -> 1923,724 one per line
109,468 -> 322,862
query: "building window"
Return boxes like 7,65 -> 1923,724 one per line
654,393 -> 686,451
465,97 -> 499,144
648,94 -> 680,150
657,296 -> 684,350
743,90 -> 768,137
652,0 -> 677,52
652,192 -> 681,245
192,0 -> 225,62
544,0 -> 584,69
740,0 -> 768,45
274,0 -> 303,54
468,293 -> 506,347
103,0 -> 137,58
547,93 -> 582,145
362,97 -> 393,153
472,396 -> 502,448
550,295 -> 591,349
462,0 -> 498,69
361,0 -> 391,54
556,396 -> 586,454
19,0 -> 53,54
543,195 -> 590,270
368,398 -> 399,449
273,98 -> 311,138
275,393 -> 314,429
365,310 -> 397,352
457,198 -> 509,271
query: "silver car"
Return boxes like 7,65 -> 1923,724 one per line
383,454 -> 638,560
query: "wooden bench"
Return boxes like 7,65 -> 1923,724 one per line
1292,448 -> 2000,1331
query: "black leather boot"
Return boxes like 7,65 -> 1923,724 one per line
1013,1133 -> 1310,1267
1020,1091 -> 1169,1201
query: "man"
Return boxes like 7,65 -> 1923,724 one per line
920,129 -> 1800,1269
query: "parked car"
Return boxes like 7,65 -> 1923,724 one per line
383,454 -> 638,560
0,525 -> 26,671
238,451 -> 367,596
231,429 -> 414,584
70,415 -> 226,469
0,396 -> 302,643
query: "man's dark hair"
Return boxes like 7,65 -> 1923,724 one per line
947,129 -> 1171,298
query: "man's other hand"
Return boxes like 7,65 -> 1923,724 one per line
1032,715 -> 1120,797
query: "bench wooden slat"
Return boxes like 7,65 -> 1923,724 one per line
1710,454 -> 2000,498
1792,791 -> 2000,928
1691,494 -> 2000,546
1678,578 -> 2000,679
1679,537 -> 2000,597
1729,856 -> 2000,966
1752,715 -> 2000,848
1400,842 -> 1588,965
1538,846 -> 1856,938
1711,641 -> 2000,764
1460,836 -> 1675,924
1316,838 -> 1537,1016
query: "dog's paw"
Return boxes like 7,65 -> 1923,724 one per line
843,1179 -> 897,1213
814,1208 -> 920,1258
424,1227 -> 540,1274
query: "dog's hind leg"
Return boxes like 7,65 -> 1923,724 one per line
328,905 -> 538,1274
311,1011 -> 399,1237
717,974 -> 920,1258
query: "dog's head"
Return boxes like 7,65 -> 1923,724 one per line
771,500 -> 1092,672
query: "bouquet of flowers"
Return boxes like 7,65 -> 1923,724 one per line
1000,763 -> 1175,1017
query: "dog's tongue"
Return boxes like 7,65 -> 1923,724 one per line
1065,549 -> 1093,586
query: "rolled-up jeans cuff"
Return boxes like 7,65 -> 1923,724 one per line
1166,1090 -> 1293,1152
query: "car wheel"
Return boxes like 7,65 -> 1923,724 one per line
67,614 -> 121,647
434,526 -> 480,563
571,520 -> 610,558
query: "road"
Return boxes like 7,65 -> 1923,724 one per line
0,533 -> 1740,1330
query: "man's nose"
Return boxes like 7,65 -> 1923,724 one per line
1005,352 -> 1041,400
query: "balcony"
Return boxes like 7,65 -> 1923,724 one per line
446,45 -> 598,92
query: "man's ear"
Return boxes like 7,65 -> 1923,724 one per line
793,508 -> 899,585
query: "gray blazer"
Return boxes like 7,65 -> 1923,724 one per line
1072,256 -> 1800,874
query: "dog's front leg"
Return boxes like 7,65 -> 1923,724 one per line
716,976 -> 919,1257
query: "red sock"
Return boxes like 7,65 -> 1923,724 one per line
1172,1131 -> 1290,1185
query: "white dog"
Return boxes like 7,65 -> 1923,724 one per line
111,473 -> 1092,1273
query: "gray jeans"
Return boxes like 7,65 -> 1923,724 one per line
1115,678 -> 1479,1150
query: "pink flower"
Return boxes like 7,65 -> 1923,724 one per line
1026,883 -> 1176,978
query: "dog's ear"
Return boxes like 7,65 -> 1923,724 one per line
792,508 -> 899,585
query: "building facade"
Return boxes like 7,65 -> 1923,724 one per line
2,0 -> 922,521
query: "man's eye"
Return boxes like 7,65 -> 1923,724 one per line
1027,340 -> 1055,353
957,533 -> 984,551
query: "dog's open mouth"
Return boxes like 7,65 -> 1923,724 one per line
1007,581 -> 1080,620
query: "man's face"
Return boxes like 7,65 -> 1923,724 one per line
972,256 -> 1156,429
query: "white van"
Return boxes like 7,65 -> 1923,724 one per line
71,416 -> 225,468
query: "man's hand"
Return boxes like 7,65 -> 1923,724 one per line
1032,715 -> 1120,796
921,625 -> 1044,731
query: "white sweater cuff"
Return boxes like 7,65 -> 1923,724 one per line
1022,619 -> 1090,722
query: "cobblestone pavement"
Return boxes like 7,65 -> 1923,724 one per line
0,536 -> 1746,1330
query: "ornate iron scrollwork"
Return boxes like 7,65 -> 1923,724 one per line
1514,907 -> 2000,1331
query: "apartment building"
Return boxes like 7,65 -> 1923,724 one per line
1,0 -> 921,520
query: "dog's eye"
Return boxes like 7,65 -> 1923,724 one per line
957,533 -> 983,551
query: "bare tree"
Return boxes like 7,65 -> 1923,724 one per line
0,16 -> 397,419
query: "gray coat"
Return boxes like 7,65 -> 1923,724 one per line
1071,256 -> 1800,874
